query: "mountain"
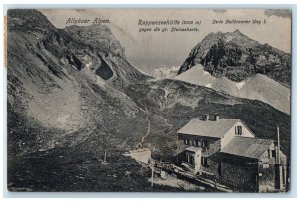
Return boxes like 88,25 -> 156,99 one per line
175,64 -> 290,114
178,30 -> 291,86
7,9 -> 150,156
151,66 -> 180,79
7,10 -> 290,191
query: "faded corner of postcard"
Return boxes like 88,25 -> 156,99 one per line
6,8 -> 291,193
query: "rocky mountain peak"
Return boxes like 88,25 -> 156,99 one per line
233,29 -> 242,34
8,9 -> 55,32
178,30 -> 291,85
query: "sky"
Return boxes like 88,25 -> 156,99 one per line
41,9 -> 291,74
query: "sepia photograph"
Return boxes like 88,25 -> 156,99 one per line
6,8 -> 292,193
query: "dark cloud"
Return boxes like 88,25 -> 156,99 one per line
264,9 -> 291,18
212,9 -> 227,14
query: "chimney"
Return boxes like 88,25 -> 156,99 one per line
214,114 -> 219,121
204,114 -> 209,121
277,125 -> 281,164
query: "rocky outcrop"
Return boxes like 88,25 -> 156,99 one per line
178,30 -> 291,86
64,24 -> 126,59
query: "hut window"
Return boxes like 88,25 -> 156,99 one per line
190,156 -> 195,165
235,126 -> 242,135
186,153 -> 190,162
195,140 -> 200,147
201,157 -> 209,167
271,150 -> 276,158
186,153 -> 194,164
203,140 -> 210,151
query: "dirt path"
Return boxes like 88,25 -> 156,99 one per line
141,117 -> 151,144
136,99 -> 151,145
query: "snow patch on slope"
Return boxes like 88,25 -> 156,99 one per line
151,66 -> 180,79
236,81 -> 246,90
205,83 -> 212,88
174,65 -> 290,114
85,61 -> 92,69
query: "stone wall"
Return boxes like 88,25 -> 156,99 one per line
218,154 -> 258,190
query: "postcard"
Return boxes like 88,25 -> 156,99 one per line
6,8 -> 291,192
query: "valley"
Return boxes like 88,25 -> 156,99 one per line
7,9 -> 291,192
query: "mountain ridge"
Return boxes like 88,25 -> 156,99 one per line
175,64 -> 290,114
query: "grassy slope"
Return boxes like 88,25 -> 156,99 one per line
8,148 -> 185,192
